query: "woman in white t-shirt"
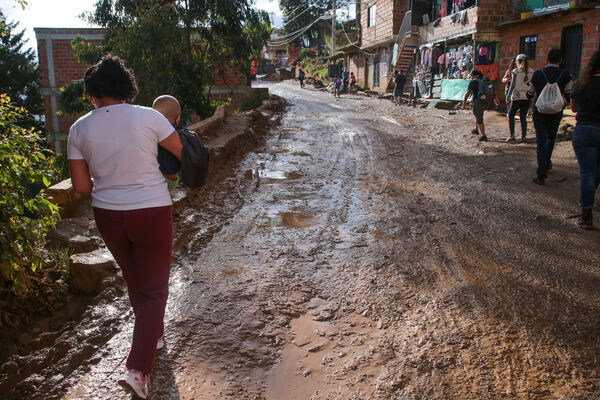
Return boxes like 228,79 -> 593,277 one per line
68,55 -> 182,399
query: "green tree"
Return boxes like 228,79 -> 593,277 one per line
0,10 -> 45,131
0,94 -> 59,298
62,0 -> 271,120
279,0 -> 347,52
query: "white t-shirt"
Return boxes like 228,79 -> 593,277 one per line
67,104 -> 176,210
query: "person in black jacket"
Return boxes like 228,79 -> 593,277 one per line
527,47 -> 572,185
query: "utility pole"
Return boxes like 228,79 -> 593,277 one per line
332,0 -> 336,59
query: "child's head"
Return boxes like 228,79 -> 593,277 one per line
152,95 -> 181,126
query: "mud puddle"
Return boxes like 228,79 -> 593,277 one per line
265,301 -> 385,400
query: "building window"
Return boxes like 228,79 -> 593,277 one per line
520,35 -> 537,60
368,4 -> 376,28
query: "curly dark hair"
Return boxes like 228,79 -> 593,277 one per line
84,55 -> 138,102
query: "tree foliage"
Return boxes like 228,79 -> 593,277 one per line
61,0 -> 272,120
0,10 -> 45,131
0,94 -> 59,298
279,0 -> 347,51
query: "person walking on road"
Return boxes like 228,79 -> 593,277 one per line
393,70 -> 407,105
570,50 -> 600,229
298,68 -> 305,88
502,57 -> 516,114
505,54 -> 534,143
68,55 -> 182,399
333,75 -> 342,98
342,68 -> 350,92
527,47 -> 572,185
463,69 -> 488,141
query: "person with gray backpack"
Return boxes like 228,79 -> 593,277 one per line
527,47 -> 572,185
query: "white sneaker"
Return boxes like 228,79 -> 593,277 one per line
118,369 -> 148,399
156,336 -> 164,350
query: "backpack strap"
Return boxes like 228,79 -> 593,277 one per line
540,68 -> 549,83
541,67 -> 564,84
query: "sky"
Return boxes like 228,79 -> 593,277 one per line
0,0 -> 284,58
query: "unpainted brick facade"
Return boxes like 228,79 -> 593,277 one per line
499,8 -> 600,77
349,0 -> 411,90
35,28 -> 248,151
35,28 -> 105,151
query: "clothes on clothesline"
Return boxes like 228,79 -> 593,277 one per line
476,43 -> 496,65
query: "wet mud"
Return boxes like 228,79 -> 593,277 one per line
2,80 -> 600,399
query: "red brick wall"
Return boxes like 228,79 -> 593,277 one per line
35,28 -> 105,139
361,0 -> 410,48
499,9 -> 600,75
476,0 -> 514,31
418,6 -> 479,43
211,63 -> 247,87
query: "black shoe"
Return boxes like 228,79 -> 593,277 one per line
518,137 -> 527,143
505,136 -> 516,143
576,208 -> 593,230
546,161 -> 553,173
478,135 -> 488,141
532,176 -> 545,185
471,129 -> 479,135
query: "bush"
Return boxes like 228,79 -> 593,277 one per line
299,48 -> 316,60
238,91 -> 269,112
0,94 -> 60,298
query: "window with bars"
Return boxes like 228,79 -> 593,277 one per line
519,35 -> 537,60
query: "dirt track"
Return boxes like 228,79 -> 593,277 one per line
3,79 -> 600,399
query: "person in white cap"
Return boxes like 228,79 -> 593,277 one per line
506,54 -> 534,143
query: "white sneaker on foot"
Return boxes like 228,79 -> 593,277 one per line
156,336 -> 164,350
118,369 -> 148,399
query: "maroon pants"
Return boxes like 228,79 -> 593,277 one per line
93,205 -> 173,374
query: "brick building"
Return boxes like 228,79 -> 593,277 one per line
34,28 -> 105,152
34,27 -> 249,152
498,0 -> 600,84
346,0 -> 411,90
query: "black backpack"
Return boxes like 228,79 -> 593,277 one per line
177,126 -> 209,188
477,77 -> 496,109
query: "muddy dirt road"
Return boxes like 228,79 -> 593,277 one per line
5,80 -> 600,399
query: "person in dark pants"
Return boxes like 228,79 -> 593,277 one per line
298,68 -> 305,88
570,50 -> 600,229
506,54 -> 534,143
463,69 -> 488,141
393,70 -> 406,105
527,47 -> 572,185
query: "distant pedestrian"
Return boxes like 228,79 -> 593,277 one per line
350,71 -> 357,91
298,68 -> 305,88
505,54 -> 534,143
333,75 -> 342,98
502,57 -> 516,113
68,55 -> 182,399
527,47 -> 572,185
463,69 -> 488,141
342,68 -> 350,92
570,50 -> 600,229
393,70 -> 406,105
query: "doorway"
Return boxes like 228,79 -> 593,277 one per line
373,56 -> 381,88
561,24 -> 583,79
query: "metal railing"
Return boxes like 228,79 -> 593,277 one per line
391,10 -> 414,71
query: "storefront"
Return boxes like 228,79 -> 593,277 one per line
412,32 -> 499,100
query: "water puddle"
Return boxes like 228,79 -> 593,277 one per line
264,306 -> 385,400
257,212 -> 315,229
244,169 -> 302,181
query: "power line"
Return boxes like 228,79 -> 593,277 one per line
267,14 -> 333,47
